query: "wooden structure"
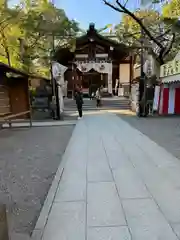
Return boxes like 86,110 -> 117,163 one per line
54,23 -> 133,97
0,62 -> 31,119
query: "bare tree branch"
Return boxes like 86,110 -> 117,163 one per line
123,0 -> 128,8
103,0 -> 166,48
103,0 -> 124,13
115,0 -> 164,49
103,0 -> 177,64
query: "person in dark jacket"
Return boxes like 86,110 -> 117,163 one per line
74,88 -> 84,119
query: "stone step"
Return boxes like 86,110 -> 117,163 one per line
65,102 -> 130,106
65,103 -> 130,107
64,106 -> 130,112
64,101 -> 130,106
64,99 -> 130,111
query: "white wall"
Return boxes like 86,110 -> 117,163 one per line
119,64 -> 130,84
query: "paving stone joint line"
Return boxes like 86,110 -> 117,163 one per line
113,119 -> 180,240
100,135 -> 133,240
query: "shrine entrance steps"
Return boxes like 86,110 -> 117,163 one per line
64,97 -> 130,112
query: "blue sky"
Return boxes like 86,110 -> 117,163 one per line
58,0 -> 139,29
58,0 -> 121,29
10,0 -> 140,30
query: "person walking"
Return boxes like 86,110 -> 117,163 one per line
96,88 -> 101,108
74,87 -> 84,119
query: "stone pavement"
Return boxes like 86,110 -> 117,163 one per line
119,115 -> 180,160
40,113 -> 180,240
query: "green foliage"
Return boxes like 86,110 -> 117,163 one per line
161,0 -> 180,59
162,0 -> 180,19
0,1 -> 24,67
162,0 -> 180,34
114,1 -> 180,62
116,9 -> 160,44
115,9 -> 161,47
0,0 -> 79,78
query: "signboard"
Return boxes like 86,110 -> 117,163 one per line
160,60 -> 180,78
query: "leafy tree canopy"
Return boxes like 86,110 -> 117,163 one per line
115,9 -> 161,47
0,0 -> 79,78
162,0 -> 180,19
103,0 -> 180,64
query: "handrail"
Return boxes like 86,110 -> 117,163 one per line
0,110 -> 32,128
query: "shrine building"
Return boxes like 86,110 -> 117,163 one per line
54,23 -> 133,97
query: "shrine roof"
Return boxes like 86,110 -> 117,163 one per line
0,62 -> 51,81
54,23 -> 131,65
75,24 -> 125,49
0,62 -> 29,77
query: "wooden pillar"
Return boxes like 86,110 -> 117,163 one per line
72,64 -> 75,98
129,54 -> 134,95
80,75 -> 83,87
74,69 -> 78,87
119,63 -> 121,87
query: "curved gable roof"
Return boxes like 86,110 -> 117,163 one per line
76,24 -> 127,50
54,23 -> 130,65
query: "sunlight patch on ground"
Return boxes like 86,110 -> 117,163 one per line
65,109 -> 135,117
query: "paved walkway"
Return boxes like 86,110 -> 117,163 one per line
40,113 -> 180,240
